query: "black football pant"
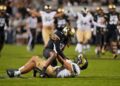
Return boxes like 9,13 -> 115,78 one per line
28,29 -> 36,50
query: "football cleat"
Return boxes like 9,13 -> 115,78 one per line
6,69 -> 18,78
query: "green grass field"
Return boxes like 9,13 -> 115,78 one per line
0,44 -> 120,86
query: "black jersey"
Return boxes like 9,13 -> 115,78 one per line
54,15 -> 69,31
0,13 -> 9,32
45,30 -> 69,58
106,12 -> 119,26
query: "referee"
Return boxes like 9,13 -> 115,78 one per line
26,13 -> 38,51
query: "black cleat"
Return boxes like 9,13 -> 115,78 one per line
6,69 -> 18,78
33,67 -> 42,77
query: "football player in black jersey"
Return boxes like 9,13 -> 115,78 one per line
40,25 -> 75,77
0,4 -> 9,53
94,7 -> 106,56
54,8 -> 70,31
106,4 -> 119,58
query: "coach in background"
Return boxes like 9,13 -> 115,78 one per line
26,12 -> 38,51
0,4 -> 9,53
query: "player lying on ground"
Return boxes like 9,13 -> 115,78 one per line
6,54 -> 88,78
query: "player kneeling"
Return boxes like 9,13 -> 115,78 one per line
6,55 -> 88,78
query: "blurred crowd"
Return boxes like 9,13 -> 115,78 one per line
0,0 -> 120,51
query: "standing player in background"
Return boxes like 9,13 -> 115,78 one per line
0,4 -> 9,53
27,5 -> 63,47
75,7 -> 93,57
106,5 -> 119,58
26,12 -> 38,51
94,7 -> 106,56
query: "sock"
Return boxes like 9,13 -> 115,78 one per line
14,70 -> 21,76
41,67 -> 47,74
75,44 -> 79,52
19,66 -> 25,71
86,44 -> 90,50
78,43 -> 83,53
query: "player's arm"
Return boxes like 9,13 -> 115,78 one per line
27,8 -> 41,17
54,12 -> 64,17
57,55 -> 72,72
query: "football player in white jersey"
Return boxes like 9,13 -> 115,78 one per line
75,7 -> 93,56
6,53 -> 88,78
27,5 -> 63,47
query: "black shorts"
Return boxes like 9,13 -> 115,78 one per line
106,30 -> 117,42
43,48 -> 57,67
43,48 -> 53,59
96,28 -> 106,45
106,25 -> 118,42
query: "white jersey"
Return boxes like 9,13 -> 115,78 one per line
77,12 -> 93,30
56,60 -> 80,78
40,11 -> 56,26
26,17 -> 38,28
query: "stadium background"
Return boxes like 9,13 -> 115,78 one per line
0,0 -> 120,86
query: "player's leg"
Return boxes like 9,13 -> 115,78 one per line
83,30 -> 91,53
110,31 -> 118,58
75,29 -> 83,54
42,26 -> 54,47
0,32 -> 5,53
101,33 -> 106,54
95,29 -> 102,56
40,50 -> 57,77
30,29 -> 36,50
6,56 -> 42,77
27,29 -> 33,51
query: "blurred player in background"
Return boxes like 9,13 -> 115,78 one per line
75,7 -> 93,57
106,4 -> 119,58
27,5 -> 63,47
0,4 -> 9,53
94,7 -> 106,56
26,12 -> 38,51
54,8 -> 70,31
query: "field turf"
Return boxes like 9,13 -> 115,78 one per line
0,44 -> 120,86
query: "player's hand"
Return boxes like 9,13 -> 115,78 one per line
26,8 -> 31,12
50,34 -> 60,41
